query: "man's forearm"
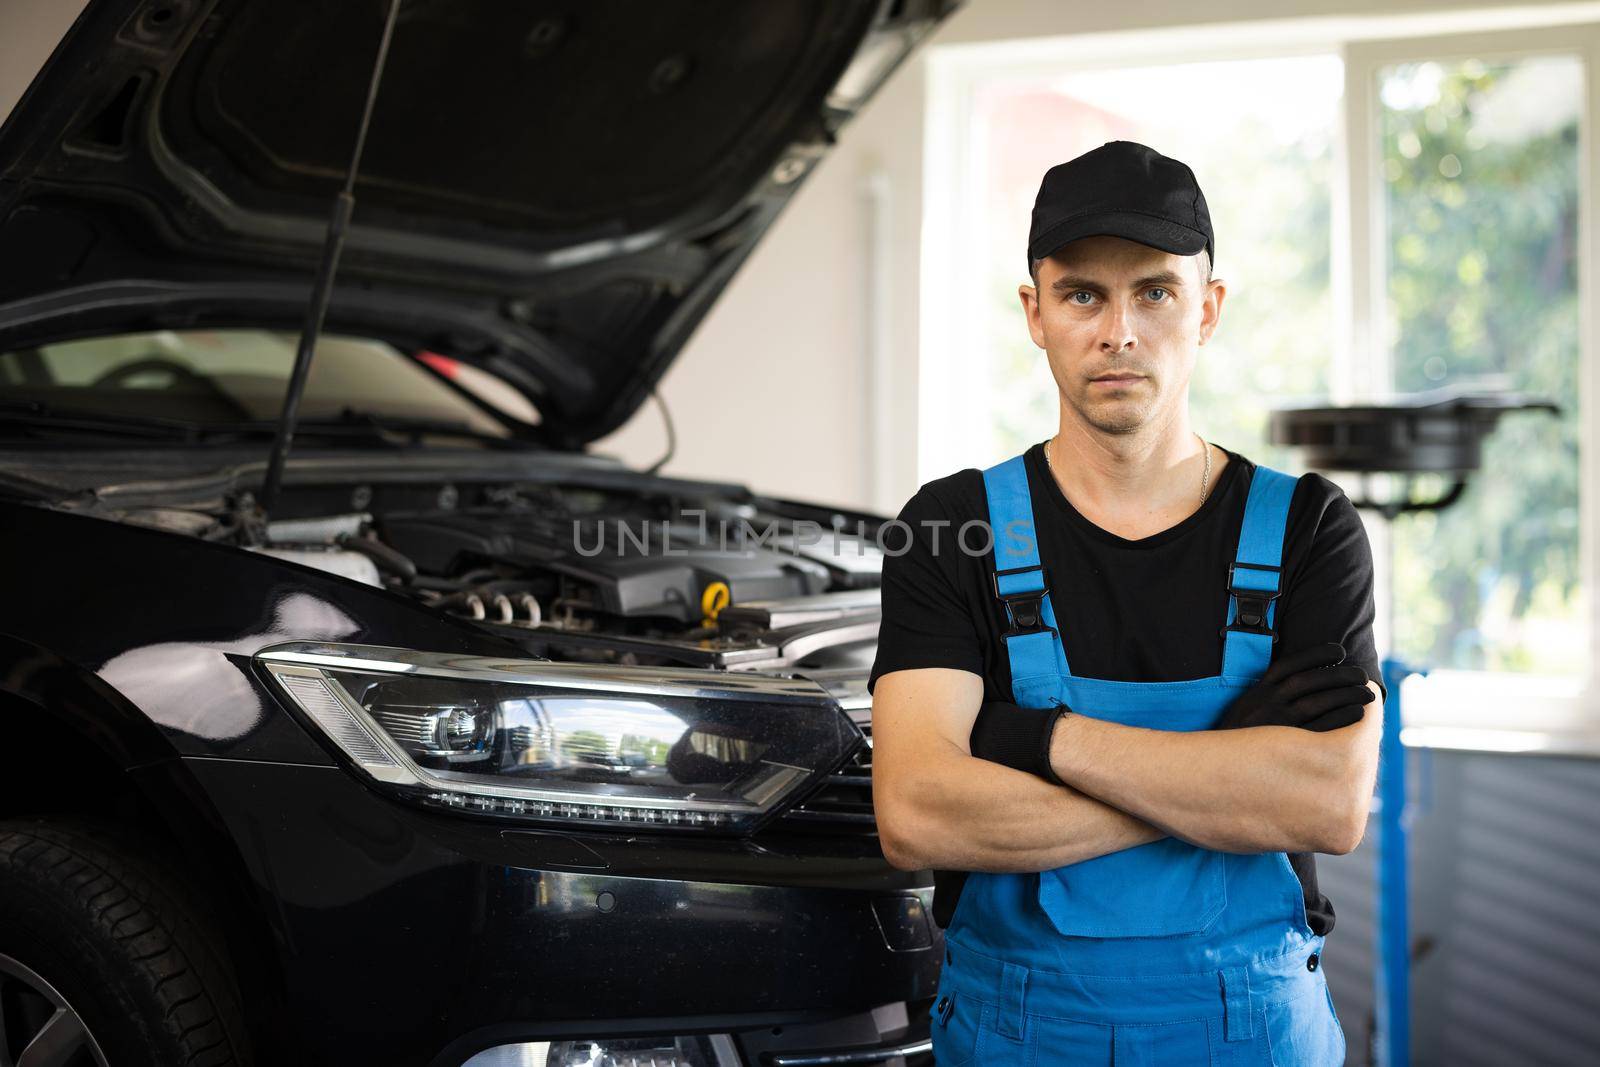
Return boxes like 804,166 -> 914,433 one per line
878,741 -> 1166,872
1046,684 -> 1383,854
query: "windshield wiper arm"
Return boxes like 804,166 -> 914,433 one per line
0,401 -> 524,448
0,401 -> 204,441
238,411 -> 525,447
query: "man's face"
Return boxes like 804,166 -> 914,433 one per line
1019,235 -> 1225,437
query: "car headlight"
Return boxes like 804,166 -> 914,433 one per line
256,643 -> 861,834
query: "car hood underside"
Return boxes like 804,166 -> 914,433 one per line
0,0 -> 956,446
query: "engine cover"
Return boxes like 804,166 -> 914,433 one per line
379,511 -> 834,623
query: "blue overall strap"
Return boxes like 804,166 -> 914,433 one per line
981,453 -> 1070,686
1220,464 -> 1300,679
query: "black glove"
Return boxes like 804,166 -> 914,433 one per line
969,699 -> 1070,785
1215,641 -> 1373,733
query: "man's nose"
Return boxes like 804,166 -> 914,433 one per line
1100,300 -> 1137,352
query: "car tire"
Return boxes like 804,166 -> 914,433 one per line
0,818 -> 253,1066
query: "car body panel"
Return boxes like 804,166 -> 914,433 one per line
0,497 -> 514,763
181,758 -> 937,1064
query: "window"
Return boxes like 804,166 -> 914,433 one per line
926,15 -> 1600,732
1377,55 -> 1582,677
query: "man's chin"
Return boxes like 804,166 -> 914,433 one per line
1080,404 -> 1152,436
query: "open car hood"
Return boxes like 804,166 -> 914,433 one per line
0,0 -> 956,447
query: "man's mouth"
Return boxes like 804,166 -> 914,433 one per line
1091,375 -> 1144,385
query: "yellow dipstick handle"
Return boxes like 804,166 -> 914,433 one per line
700,581 -> 731,627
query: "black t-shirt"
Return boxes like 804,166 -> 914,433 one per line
867,439 -> 1385,937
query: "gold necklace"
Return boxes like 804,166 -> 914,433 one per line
1044,432 -> 1213,505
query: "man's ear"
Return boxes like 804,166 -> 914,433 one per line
1198,278 -> 1227,346
1019,283 -> 1046,350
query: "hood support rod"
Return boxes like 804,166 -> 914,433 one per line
258,0 -> 404,518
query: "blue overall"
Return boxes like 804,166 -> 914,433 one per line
930,453 -> 1347,1066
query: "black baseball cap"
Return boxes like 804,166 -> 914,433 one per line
1027,141 -> 1214,272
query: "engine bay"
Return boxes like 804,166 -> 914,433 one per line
92,468 -> 886,700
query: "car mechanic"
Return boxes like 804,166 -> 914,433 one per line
869,140 -> 1385,1065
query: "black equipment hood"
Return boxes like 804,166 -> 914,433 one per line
0,0 -> 955,447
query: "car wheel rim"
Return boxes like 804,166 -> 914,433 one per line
0,953 -> 109,1067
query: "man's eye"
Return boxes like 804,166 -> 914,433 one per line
1067,291 -> 1094,305
1147,287 -> 1169,302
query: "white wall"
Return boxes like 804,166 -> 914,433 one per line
0,0 -> 83,125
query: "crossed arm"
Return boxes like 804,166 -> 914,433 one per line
871,666 -> 1383,874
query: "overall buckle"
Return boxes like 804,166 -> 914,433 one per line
1221,561 -> 1281,642
992,564 -> 1052,638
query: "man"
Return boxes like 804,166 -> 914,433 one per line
869,141 -> 1384,1065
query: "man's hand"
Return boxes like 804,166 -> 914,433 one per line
1214,641 -> 1373,733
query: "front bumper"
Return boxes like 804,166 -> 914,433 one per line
458,1009 -> 933,1067
181,757 -> 941,1065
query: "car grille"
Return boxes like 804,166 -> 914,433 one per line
780,712 -> 876,830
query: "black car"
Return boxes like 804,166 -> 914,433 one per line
0,2 -> 959,1064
